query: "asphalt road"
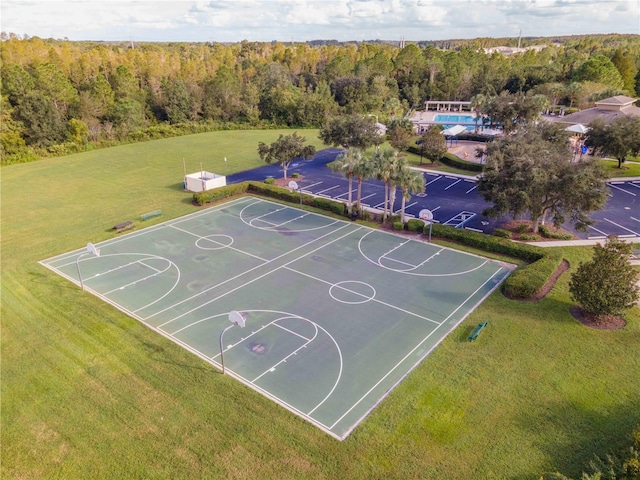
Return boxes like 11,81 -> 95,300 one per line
227,149 -> 640,240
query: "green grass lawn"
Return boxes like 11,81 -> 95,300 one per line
598,158 -> 640,177
2,130 -> 639,479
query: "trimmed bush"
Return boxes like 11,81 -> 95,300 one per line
312,196 -> 346,216
407,219 -> 424,232
427,224 -> 562,300
493,228 -> 512,239
393,221 -> 405,231
519,234 -> 541,241
291,172 -> 300,178
192,183 -> 249,205
539,224 -> 574,240
438,153 -> 483,172
264,177 -> 276,184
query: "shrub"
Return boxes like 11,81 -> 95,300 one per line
519,234 -> 541,241
264,177 -> 276,184
407,219 -> 424,232
516,223 -> 530,234
291,172 -> 300,178
192,183 -> 249,205
493,228 -> 512,238
438,152 -> 483,172
393,221 -> 405,231
427,224 -> 562,300
569,237 -> 640,317
539,224 -> 574,240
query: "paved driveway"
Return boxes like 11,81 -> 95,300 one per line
227,149 -> 640,241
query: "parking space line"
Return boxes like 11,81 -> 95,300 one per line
444,179 -> 461,190
465,185 -> 477,194
628,183 -> 640,190
395,202 -> 418,213
335,188 -> 356,199
603,218 -> 640,236
316,185 -> 341,195
303,181 -> 323,190
608,184 -> 636,196
426,176 -> 441,186
588,225 -> 609,238
360,193 -> 376,201
631,217 -> 640,224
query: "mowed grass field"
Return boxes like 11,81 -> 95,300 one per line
2,129 -> 640,479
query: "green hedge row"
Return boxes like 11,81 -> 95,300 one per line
193,181 -> 347,217
427,223 -> 563,299
438,152 -> 483,172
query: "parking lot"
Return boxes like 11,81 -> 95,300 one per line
228,149 -> 640,241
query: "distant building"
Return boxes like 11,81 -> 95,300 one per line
482,45 -> 548,56
554,95 -> 640,126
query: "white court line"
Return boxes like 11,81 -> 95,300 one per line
328,265 -> 506,431
316,185 -> 340,195
284,266 -> 441,326
603,218 -> 640,236
103,260 -> 172,295
444,179 -> 461,190
169,224 -> 267,261
156,223 -> 361,328
609,184 -> 636,196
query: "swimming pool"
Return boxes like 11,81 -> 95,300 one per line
434,114 -> 476,123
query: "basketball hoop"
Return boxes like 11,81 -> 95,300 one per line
288,180 -> 303,208
419,209 -> 434,242
219,310 -> 247,374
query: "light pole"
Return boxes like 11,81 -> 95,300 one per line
76,242 -> 101,290
219,311 -> 246,374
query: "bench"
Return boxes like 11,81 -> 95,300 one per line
468,321 -> 488,342
141,209 -> 162,221
113,220 -> 135,233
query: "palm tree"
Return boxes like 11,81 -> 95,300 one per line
397,166 -> 425,223
351,152 -> 376,215
372,147 -> 400,222
330,148 -> 362,214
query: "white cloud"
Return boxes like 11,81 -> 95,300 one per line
1,0 -> 638,42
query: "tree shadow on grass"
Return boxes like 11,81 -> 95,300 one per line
511,398 -> 640,480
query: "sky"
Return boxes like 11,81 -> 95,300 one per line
1,0 -> 639,43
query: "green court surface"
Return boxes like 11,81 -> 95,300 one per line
40,196 -> 514,440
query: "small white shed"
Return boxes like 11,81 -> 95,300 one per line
184,171 -> 226,192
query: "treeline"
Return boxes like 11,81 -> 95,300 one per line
1,32 -> 639,165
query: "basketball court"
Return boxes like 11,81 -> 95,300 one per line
40,196 -> 513,440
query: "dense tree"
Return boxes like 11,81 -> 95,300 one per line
257,132 -> 316,179
478,126 -> 609,233
569,237 -> 640,319
2,34 -> 640,162
319,114 -> 382,150
610,49 -> 637,94
585,116 -> 640,168
418,126 -> 447,164
15,91 -> 67,146
387,119 -> 414,153
572,54 -> 624,90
